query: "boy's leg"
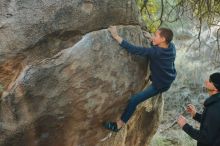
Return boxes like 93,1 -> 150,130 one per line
104,84 -> 159,132
120,84 -> 159,123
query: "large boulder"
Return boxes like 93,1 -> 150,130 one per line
0,0 -> 163,146
0,0 -> 141,91
0,0 -> 140,60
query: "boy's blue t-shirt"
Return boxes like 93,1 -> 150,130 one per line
120,40 -> 176,92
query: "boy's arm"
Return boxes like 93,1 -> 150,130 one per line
108,26 -> 156,57
120,40 -> 156,57
114,35 -> 123,44
108,26 -> 123,44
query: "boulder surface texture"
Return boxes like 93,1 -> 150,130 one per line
0,0 -> 163,146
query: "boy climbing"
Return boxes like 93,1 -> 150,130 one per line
104,26 -> 177,132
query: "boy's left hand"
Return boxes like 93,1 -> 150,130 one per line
177,115 -> 187,128
143,31 -> 152,39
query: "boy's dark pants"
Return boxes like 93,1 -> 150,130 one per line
120,84 -> 160,123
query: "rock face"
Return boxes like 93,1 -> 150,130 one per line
0,0 -> 140,90
0,1 -> 163,146
0,0 -> 140,60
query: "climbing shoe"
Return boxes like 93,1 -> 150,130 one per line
103,121 -> 121,132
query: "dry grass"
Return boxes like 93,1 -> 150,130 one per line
150,129 -> 196,146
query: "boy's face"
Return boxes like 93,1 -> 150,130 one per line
151,30 -> 166,46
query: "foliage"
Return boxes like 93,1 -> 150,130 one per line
136,0 -> 220,32
187,0 -> 220,26
136,0 -> 161,32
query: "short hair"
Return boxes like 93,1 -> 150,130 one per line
158,28 -> 173,44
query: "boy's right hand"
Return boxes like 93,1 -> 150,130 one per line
108,26 -> 118,39
108,26 -> 123,44
186,104 -> 197,118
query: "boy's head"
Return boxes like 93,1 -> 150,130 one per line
152,28 -> 173,46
